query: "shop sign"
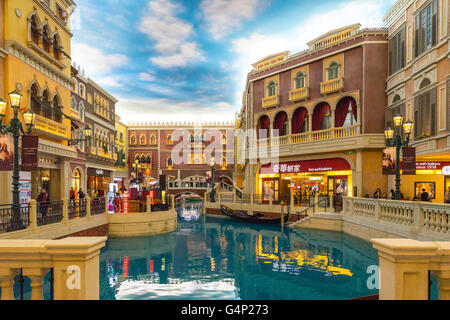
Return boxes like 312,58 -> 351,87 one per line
21,135 -> 39,171
19,171 -> 32,204
402,147 -> 416,175
96,169 -> 104,176
260,158 -> 350,175
123,191 -> 129,214
0,135 -> 14,171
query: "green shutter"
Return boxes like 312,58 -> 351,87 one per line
432,0 -> 437,46
430,87 -> 436,136
415,14 -> 420,57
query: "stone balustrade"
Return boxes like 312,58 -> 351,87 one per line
0,237 -> 107,300
344,197 -> 450,240
372,238 -> 450,300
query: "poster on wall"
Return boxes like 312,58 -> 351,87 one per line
415,182 -> 436,200
19,171 -> 32,204
21,135 -> 39,171
0,135 -> 14,171
402,147 -> 416,175
382,147 -> 397,175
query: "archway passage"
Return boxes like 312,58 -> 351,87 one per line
335,97 -> 357,127
292,107 -> 308,134
273,111 -> 288,136
312,102 -> 332,131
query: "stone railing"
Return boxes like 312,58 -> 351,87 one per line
262,95 -> 280,108
372,238 -> 450,300
259,124 -> 360,147
0,237 -> 106,300
344,197 -> 450,240
289,87 -> 309,102
320,77 -> 344,94
34,114 -> 68,139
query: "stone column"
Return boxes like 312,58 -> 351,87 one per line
29,199 -> 38,229
62,198 -> 69,222
46,237 -> 107,300
372,239 -> 438,300
0,268 -> 15,300
432,270 -> 450,300
22,268 -> 48,300
104,195 -> 108,213
354,151 -> 363,197
86,195 -> 91,218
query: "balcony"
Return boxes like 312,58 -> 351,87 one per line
289,87 -> 309,102
70,108 -> 80,120
262,95 -> 280,109
89,147 -> 114,159
33,114 -> 68,139
320,77 -> 344,94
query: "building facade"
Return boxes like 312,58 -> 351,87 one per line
384,0 -> 450,202
84,78 -> 118,196
1,0 -> 77,202
127,122 -> 235,192
238,24 -> 389,203
114,115 -> 128,189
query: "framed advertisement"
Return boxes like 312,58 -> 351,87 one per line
415,182 -> 436,200
382,147 -> 396,175
0,135 -> 14,171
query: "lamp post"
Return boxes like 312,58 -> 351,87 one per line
132,159 -> 141,184
0,91 -> 36,231
210,157 -> 216,203
384,115 -> 413,200
68,124 -> 92,146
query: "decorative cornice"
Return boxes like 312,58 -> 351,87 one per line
38,138 -> 78,159
127,121 -> 235,129
32,0 -> 74,36
87,78 -> 118,103
383,0 -> 414,28
85,112 -> 116,131
5,40 -> 73,90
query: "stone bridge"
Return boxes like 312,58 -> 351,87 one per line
167,188 -> 208,198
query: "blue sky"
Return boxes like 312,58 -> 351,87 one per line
70,0 -> 397,124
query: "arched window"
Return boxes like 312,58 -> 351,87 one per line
273,112 -> 288,136
52,95 -> 62,123
167,134 -> 173,145
420,78 -> 431,89
42,90 -> 52,119
140,155 -> 146,163
292,107 -> 308,134
42,25 -> 51,53
79,102 -> 85,120
30,83 -> 41,115
267,81 -> 276,97
392,95 -> 401,104
140,134 -> 146,145
130,134 -> 136,145
30,15 -> 39,44
312,103 -> 332,131
72,78 -> 78,93
79,83 -> 86,98
336,97 -> 357,128
257,115 -> 270,139
72,169 -> 81,192
190,134 -> 194,143
135,154 -> 140,161
150,134 -> 156,145
53,34 -> 61,61
146,155 -> 152,165
71,96 -> 77,110
294,72 -> 305,89
328,62 -> 340,80
167,157 -> 173,168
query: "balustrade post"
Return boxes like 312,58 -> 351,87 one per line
147,195 -> 151,213
0,269 -> 15,300
269,195 -> 273,206
86,195 -> 91,218
431,271 -> 450,300
104,196 -> 108,214
414,202 -> 424,234
290,192 -> 295,212
218,192 -> 221,204
62,198 -> 69,222
22,268 -> 48,300
375,199 -> 382,222
29,199 -> 37,229
233,193 -> 236,204
250,194 -> 254,205
171,195 -> 175,209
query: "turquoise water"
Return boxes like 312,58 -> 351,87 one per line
99,202 -> 382,300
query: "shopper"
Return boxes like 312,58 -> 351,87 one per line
420,188 -> 430,202
445,187 -> 450,204
37,188 -> 49,218
388,189 -> 395,200
78,188 -> 85,199
373,188 -> 382,199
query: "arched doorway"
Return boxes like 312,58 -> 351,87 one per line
335,97 -> 357,127
72,169 -> 82,192
292,107 -> 308,134
273,111 -> 288,136
312,103 -> 332,131
257,115 -> 270,139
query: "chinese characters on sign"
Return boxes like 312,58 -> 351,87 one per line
21,135 -> 39,171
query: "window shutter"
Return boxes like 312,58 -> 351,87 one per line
401,28 -> 406,68
385,108 -> 393,129
415,14 -> 420,57
432,0 -> 437,46
414,96 -> 420,137
388,38 -> 393,74
430,88 -> 437,136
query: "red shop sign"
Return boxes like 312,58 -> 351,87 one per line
400,162 -> 450,170
260,158 -> 351,175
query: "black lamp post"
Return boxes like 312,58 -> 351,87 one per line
0,91 -> 36,230
210,157 -> 216,203
384,115 -> 413,200
68,125 -> 92,146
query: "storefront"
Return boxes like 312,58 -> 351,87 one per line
398,161 -> 450,203
31,167 -> 61,200
87,168 -> 112,196
258,158 -> 352,204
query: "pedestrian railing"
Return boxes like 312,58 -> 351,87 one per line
37,200 -> 64,226
0,203 -> 30,233
111,195 -> 174,214
91,197 -> 106,215
68,199 -> 87,219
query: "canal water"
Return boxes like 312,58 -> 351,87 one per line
100,202 -> 381,300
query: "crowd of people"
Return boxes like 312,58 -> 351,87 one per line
367,188 -> 433,202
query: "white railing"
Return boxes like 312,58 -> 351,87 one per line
343,197 -> 450,239
259,124 -> 360,148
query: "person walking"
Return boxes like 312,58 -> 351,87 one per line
37,188 -> 49,220
388,189 -> 395,200
373,188 -> 382,199
445,186 -> 450,204
420,188 -> 430,202
78,188 -> 85,199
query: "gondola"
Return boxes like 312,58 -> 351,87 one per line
220,205 -> 289,225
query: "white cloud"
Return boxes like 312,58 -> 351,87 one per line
96,75 -> 124,88
139,0 -> 205,69
138,72 -> 156,82
116,97 -> 236,124
71,42 -> 128,76
200,0 -> 270,40
229,0 -> 397,106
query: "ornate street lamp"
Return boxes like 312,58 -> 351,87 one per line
68,124 -> 92,146
0,91 -> 36,231
132,159 -> 141,184
210,157 -> 216,203
384,115 -> 414,200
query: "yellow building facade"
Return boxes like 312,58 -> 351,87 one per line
384,0 -> 450,203
114,115 -> 128,188
1,0 -> 77,203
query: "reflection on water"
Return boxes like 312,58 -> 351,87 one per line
99,202 -> 383,300
176,201 -> 203,222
